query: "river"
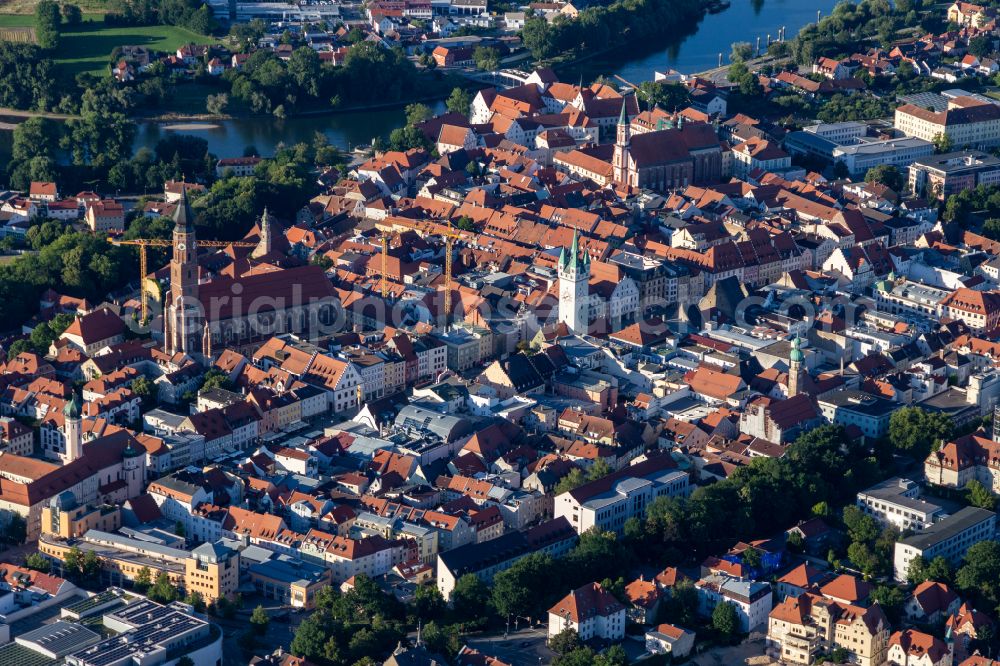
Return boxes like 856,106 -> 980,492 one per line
0,0 -> 842,164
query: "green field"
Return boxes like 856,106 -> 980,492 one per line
0,14 -> 217,77
0,14 -> 36,26
54,18 -> 218,78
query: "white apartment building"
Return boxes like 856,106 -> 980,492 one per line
893,507 -> 996,582
696,574 -> 773,632
548,582 -> 626,642
856,478 -> 944,531
874,279 -> 950,321
553,456 -> 690,535
895,98 -> 1000,148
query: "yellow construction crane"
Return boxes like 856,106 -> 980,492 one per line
111,237 -> 255,323
443,222 -> 461,321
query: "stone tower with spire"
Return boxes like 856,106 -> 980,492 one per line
558,230 -> 590,334
122,437 -> 144,497
166,187 -> 202,356
251,207 -> 275,259
788,335 -> 804,398
613,97 -> 631,187
63,391 -> 83,463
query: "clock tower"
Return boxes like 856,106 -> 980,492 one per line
165,187 -> 202,356
558,230 -> 590,334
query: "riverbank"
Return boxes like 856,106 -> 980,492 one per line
136,87 -> 463,123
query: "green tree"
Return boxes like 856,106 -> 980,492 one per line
492,552 -> 557,620
1,514 -> 26,545
595,645 -> 628,666
25,552 -> 51,573
888,407 -> 953,459
907,555 -> 930,585
983,218 -> 1000,241
969,34 -> 992,57
926,556 -> 953,584
134,566 -> 152,592
421,621 -> 461,658
61,4 -> 83,25
843,505 -> 880,545
388,125 -> 429,151
637,81 -> 689,111
554,467 -> 586,495
660,578 -> 698,626
131,375 -> 156,408
712,601 -> 740,642
206,93 -> 229,115
932,132 -> 953,153
812,501 -> 831,518
250,605 -> 270,635
200,367 -> 235,392
742,546 -> 763,570
35,0 -> 61,50
450,574 -> 491,627
564,530 -> 631,586
148,572 -> 179,603
966,479 -> 997,510
520,15 -> 554,60
446,87 -> 472,116
413,584 -> 445,620
730,41 -> 753,62
473,46 -> 500,72
871,585 -> 905,623
81,550 -> 101,581
865,164 -> 904,192
185,591 -> 205,612
291,616 -> 327,660
586,459 -> 612,482
554,648 -> 598,666
549,628 -> 580,655
405,103 -> 434,126
956,540 -> 1000,606
847,541 -> 880,577
64,546 -> 83,578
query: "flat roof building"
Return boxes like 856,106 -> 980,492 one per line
893,507 -> 996,582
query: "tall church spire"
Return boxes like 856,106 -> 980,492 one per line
173,185 -> 194,232
63,391 -> 83,462
167,184 -> 201,357
613,97 -> 632,187
252,207 -> 275,259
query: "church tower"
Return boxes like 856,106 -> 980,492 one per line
166,187 -> 202,356
612,97 -> 631,187
558,230 -> 590,334
63,392 -> 83,463
251,207 -> 275,259
122,438 -> 144,498
788,335 -> 804,398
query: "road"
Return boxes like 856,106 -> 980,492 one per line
692,54 -> 790,85
466,626 -> 553,665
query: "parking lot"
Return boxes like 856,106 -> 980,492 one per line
466,626 -> 553,665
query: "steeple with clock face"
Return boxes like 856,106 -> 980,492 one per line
558,230 -> 590,334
